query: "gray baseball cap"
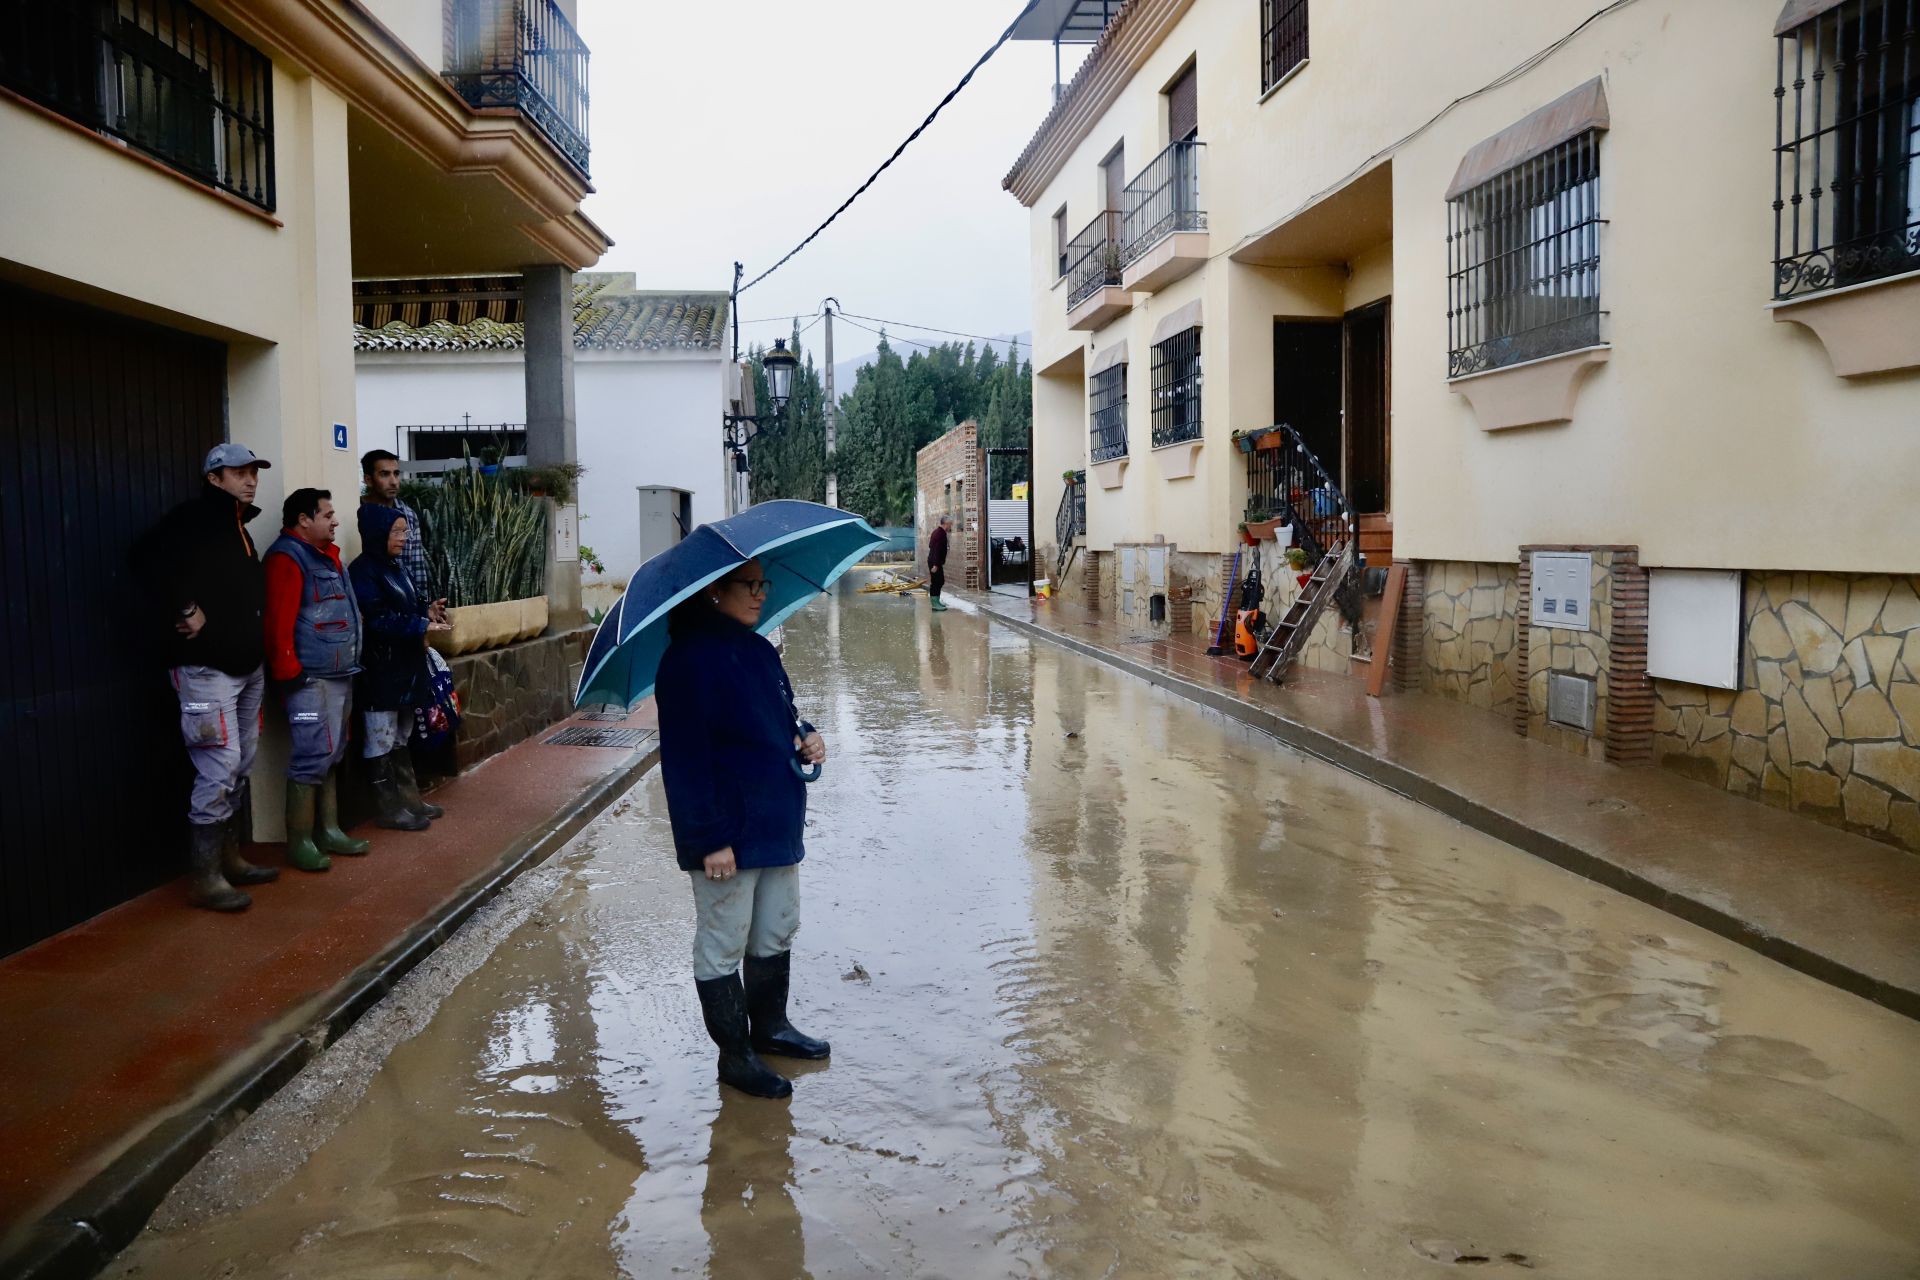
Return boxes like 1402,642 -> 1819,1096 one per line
203,442 -> 272,472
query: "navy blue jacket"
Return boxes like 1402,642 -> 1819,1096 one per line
349,503 -> 432,712
656,608 -> 807,872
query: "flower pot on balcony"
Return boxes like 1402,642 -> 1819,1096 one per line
430,596 -> 550,657
1246,517 -> 1288,541
1254,432 -> 1286,452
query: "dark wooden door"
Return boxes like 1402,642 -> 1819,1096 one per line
1273,319 -> 1343,478
1343,299 -> 1390,514
0,282 -> 227,955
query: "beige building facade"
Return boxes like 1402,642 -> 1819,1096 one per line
0,0 -> 606,951
1008,0 -> 1920,852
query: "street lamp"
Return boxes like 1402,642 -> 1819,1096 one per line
761,338 -> 798,415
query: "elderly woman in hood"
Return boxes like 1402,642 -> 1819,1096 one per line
350,502 -> 446,831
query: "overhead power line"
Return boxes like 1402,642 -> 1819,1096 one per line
836,310 -> 1025,346
739,0 -> 1043,293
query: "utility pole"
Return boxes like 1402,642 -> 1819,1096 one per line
821,297 -> 840,510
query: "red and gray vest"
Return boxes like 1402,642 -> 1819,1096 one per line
267,532 -> 363,677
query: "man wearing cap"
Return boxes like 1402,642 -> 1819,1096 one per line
134,443 -> 280,912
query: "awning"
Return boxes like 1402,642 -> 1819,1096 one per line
1150,300 -> 1202,346
1091,340 -> 1128,376
1445,77 -> 1610,201
1775,0 -> 1850,36
1009,0 -> 1123,43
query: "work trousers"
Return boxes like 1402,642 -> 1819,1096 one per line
688,864 -> 800,981
283,677 -> 353,784
362,709 -> 406,758
929,565 -> 946,599
170,664 -> 264,825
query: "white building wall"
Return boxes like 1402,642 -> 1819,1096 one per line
355,347 -> 728,583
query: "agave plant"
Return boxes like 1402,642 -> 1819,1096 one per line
405,462 -> 548,607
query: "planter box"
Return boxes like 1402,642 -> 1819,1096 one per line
430,596 -> 550,657
1246,518 -> 1290,542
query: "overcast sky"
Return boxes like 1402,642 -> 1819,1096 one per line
574,0 -> 1082,361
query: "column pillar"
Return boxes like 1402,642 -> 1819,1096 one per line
522,264 -> 582,629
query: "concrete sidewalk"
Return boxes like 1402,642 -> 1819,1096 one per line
0,705 -> 658,1279
972,591 -> 1920,1022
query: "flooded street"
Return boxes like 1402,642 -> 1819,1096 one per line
115,586 -> 1920,1279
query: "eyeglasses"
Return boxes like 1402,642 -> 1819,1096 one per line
726,577 -> 773,598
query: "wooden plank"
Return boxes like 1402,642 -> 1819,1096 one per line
1368,564 -> 1408,698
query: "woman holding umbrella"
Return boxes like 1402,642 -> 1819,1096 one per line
658,559 -> 831,1100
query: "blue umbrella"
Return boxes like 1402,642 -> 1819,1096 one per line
574,500 -> 886,713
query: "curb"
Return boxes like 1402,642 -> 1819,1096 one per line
3,745 -> 660,1280
978,601 -> 1920,1025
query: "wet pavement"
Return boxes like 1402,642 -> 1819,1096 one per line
110,586 -> 1920,1279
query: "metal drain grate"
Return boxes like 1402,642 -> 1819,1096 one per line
546,726 -> 654,749
574,708 -> 630,722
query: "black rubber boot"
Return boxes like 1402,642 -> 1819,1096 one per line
366,753 -> 429,832
744,951 -> 831,1060
186,822 -> 250,912
390,748 -> 444,820
695,974 -> 793,1099
221,783 -> 279,887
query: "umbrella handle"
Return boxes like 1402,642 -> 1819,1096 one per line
792,719 -> 822,783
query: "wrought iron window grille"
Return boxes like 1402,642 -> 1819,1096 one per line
1090,364 -> 1129,463
1774,0 -> 1920,299
1064,209 -> 1125,309
0,0 -> 275,210
1446,129 -> 1605,379
1260,0 -> 1309,93
447,0 -> 591,176
1121,139 -> 1207,265
1150,327 -> 1203,448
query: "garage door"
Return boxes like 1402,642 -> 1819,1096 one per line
0,281 -> 227,955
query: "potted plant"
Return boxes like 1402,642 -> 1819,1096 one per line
1062,469 -> 1079,484
411,462 -> 551,656
1238,521 -> 1257,547
1254,429 -> 1287,452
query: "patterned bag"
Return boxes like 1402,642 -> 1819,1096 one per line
412,647 -> 462,748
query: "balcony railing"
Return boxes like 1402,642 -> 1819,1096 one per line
447,0 -> 590,176
0,0 -> 275,210
1121,139 -> 1206,264
1064,209 -> 1124,309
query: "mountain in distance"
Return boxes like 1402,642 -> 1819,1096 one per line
829,329 -> 1033,396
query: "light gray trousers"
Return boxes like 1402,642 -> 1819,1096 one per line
688,864 -> 800,981
171,664 -> 264,825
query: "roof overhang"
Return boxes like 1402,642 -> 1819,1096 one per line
1004,0 -> 1195,206
1230,161 -> 1392,267
1010,0 -> 1121,43
218,0 -> 610,271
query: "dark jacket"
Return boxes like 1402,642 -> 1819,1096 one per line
928,524 -> 949,569
349,504 -> 432,711
655,605 -> 808,872
133,483 -> 267,675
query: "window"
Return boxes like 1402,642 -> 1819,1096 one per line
1090,364 -> 1129,462
0,0 -> 276,210
1053,206 -> 1070,278
1447,131 -> 1603,378
1150,327 -> 1202,447
1167,62 -> 1197,142
1774,0 -> 1920,298
1260,0 -> 1309,93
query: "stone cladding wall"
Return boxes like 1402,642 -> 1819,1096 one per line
1419,560 -> 1521,714
1653,572 -> 1920,854
449,625 -> 595,770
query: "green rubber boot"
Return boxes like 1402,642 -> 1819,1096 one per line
317,769 -> 371,856
285,782 -> 331,873
930,597 -> 949,612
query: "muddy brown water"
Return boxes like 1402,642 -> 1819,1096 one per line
112,587 -> 1920,1279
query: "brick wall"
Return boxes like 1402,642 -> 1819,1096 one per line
915,421 -> 983,591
